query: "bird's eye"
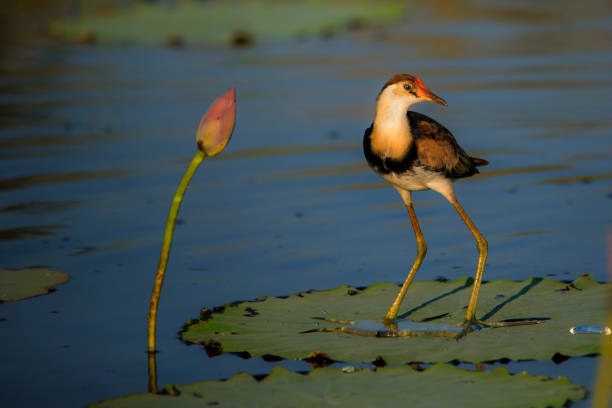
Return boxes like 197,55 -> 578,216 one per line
403,84 -> 413,91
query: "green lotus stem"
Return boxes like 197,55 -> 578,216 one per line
147,149 -> 206,353
147,348 -> 158,393
145,87 -> 234,397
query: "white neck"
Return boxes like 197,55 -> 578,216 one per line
371,86 -> 419,158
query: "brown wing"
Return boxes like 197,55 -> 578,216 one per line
408,111 -> 485,179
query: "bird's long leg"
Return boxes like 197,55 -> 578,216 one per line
449,197 -> 511,338
450,198 -> 487,324
384,188 -> 427,322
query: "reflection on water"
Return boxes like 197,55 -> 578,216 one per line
0,225 -> 65,240
0,133 -> 119,150
538,172 -> 612,185
0,1 -> 611,407
222,142 -> 356,160
501,229 -> 556,239
320,181 -> 387,192
473,164 -> 571,180
267,161 -> 366,181
0,169 -> 130,191
0,200 -> 79,215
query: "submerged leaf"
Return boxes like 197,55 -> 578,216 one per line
90,364 -> 585,408
182,275 -> 609,364
0,268 -> 70,301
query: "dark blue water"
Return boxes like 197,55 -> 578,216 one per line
1,2 -> 611,406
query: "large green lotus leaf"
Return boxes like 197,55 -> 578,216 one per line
90,364 -> 585,408
182,275 -> 609,364
0,268 -> 70,302
52,1 -> 404,46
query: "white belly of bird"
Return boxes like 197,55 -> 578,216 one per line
380,166 -> 455,200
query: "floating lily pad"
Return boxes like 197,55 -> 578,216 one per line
182,275 -> 609,364
91,364 -> 585,408
0,268 -> 70,302
51,0 -> 404,47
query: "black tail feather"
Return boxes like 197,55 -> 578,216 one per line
471,157 -> 489,167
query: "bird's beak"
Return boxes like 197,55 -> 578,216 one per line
421,90 -> 448,106
414,77 -> 448,106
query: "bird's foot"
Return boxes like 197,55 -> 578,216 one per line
454,319 -> 505,340
454,317 -> 546,340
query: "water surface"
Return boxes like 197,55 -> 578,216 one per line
1,2 -> 611,407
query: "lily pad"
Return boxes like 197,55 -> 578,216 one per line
91,364 -> 585,408
182,275 -> 609,364
51,0 -> 404,47
0,268 -> 70,302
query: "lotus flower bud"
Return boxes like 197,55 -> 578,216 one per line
196,87 -> 236,156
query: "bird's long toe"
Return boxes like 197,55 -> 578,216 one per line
454,319 -> 504,340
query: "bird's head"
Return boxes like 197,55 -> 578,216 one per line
378,74 -> 447,109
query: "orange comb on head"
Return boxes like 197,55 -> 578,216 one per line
413,76 -> 428,93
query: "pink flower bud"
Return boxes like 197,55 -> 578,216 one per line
196,87 -> 236,156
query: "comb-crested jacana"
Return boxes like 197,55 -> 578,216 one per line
363,74 -> 499,338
